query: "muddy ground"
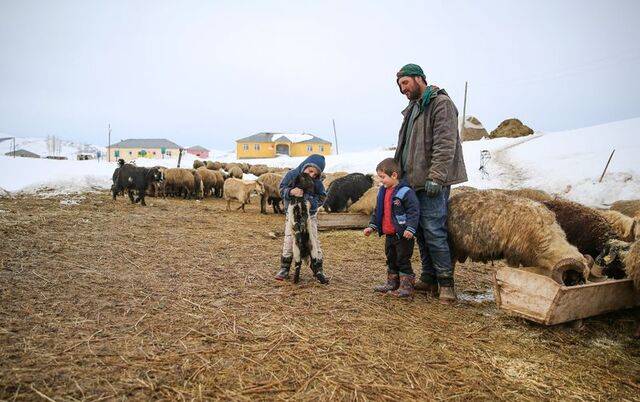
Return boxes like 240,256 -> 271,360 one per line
0,192 -> 639,401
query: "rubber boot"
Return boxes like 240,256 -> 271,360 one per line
389,274 -> 415,299
275,256 -> 292,281
439,285 -> 457,304
311,258 -> 329,285
414,279 -> 439,298
374,273 -> 400,293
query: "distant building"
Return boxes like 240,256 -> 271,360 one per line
108,139 -> 182,162
236,132 -> 332,159
4,149 -> 40,158
186,145 -> 209,159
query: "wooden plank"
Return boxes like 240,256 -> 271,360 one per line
494,267 -> 640,325
317,212 -> 370,231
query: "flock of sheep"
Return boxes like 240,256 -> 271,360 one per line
112,159 -> 640,292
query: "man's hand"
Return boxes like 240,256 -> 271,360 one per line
290,187 -> 303,197
424,180 -> 442,197
403,230 -> 414,239
363,227 -> 374,237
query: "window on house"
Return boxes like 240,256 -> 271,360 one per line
152,151 -> 156,155
128,151 -> 133,155
243,144 -> 249,151
307,145 -> 313,152
319,145 -> 324,152
254,144 -> 260,151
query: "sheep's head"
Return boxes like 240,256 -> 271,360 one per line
294,172 -> 315,194
255,181 -> 265,195
148,167 -> 164,182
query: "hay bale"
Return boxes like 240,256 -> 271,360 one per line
610,199 -> 640,218
489,118 -> 534,139
461,116 -> 489,141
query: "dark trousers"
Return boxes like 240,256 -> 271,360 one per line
385,235 -> 414,275
415,186 -> 454,287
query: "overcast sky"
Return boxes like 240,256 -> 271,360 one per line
1,0 -> 639,151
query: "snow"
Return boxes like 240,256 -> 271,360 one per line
0,117 -> 639,207
0,136 -> 104,159
271,133 -> 314,143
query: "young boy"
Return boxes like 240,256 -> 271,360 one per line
276,154 -> 329,284
364,158 -> 420,298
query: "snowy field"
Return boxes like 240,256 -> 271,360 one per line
0,117 -> 638,207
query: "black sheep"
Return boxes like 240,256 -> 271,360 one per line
112,162 -> 164,206
324,173 -> 373,212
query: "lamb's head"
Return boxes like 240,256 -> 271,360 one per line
294,172 -> 315,194
147,167 -> 164,182
254,181 -> 265,196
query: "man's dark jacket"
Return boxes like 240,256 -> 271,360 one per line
394,86 -> 468,189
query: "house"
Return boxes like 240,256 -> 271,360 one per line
186,145 -> 209,159
4,149 -> 40,158
108,139 -> 182,162
235,132 -> 332,159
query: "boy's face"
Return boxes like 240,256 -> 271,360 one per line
377,171 -> 399,188
302,166 -> 320,178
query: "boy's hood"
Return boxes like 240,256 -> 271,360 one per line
298,154 -> 326,175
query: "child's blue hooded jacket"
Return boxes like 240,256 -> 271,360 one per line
368,179 -> 420,236
279,154 -> 326,215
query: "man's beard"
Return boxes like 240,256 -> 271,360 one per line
405,88 -> 421,101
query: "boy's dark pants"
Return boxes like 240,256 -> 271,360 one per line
385,235 -> 414,275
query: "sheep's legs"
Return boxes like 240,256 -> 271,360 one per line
128,189 -> 135,204
293,261 -> 302,284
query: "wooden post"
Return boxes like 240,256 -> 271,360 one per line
460,81 -> 468,133
599,149 -> 615,183
12,137 -> 15,158
107,124 -> 111,163
177,148 -> 184,168
332,119 -> 339,155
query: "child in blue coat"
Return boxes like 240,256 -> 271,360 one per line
364,158 -> 420,298
276,154 -> 329,284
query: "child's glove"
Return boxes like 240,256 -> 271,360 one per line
363,227 -> 374,237
403,230 -> 414,239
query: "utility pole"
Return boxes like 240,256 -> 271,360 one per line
332,119 -> 339,155
12,137 -> 15,158
460,81 -> 468,133
107,124 -> 111,162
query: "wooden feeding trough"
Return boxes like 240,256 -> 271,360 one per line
317,212 -> 370,231
493,267 -> 640,325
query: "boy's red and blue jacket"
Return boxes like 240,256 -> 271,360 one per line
279,154 -> 327,215
368,179 -> 420,236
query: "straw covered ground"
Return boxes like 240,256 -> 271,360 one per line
0,192 -> 639,401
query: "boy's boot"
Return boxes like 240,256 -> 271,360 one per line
389,274 -> 415,299
311,258 -> 329,285
374,273 -> 400,293
439,285 -> 457,304
275,256 -> 292,281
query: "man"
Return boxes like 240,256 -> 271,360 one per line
393,63 -> 467,303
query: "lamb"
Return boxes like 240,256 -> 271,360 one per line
347,185 -> 380,215
228,166 -> 243,179
257,172 -> 284,214
324,173 -> 374,212
285,172 -> 327,284
542,199 -> 617,259
322,171 -> 348,189
249,164 -> 269,176
610,199 -> 640,218
163,168 -> 198,199
223,178 -> 265,212
496,188 -> 554,203
193,160 -> 205,169
191,169 -> 204,199
112,161 -> 164,206
598,209 -> 640,242
447,190 -> 590,285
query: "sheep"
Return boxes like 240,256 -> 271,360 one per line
210,170 -> 225,197
322,171 -> 348,189
228,166 -> 243,179
249,164 -> 269,176
610,200 -> 640,218
269,166 -> 291,174
449,185 -> 477,198
447,189 -> 590,285
542,199 -> 617,259
223,178 -> 265,212
196,167 -> 219,198
598,209 -> 640,242
626,241 -> 640,338
205,160 -> 222,170
347,185 -> 380,215
324,173 -> 374,212
496,188 -> 554,203
240,163 -> 251,173
257,172 -> 284,214
163,168 -> 198,199
193,160 -> 205,169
